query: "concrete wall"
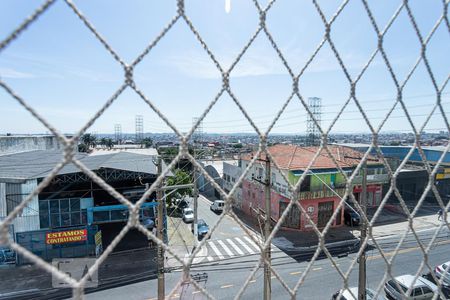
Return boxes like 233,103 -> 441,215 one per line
198,165 -> 223,199
0,135 -> 63,155
223,162 -> 243,208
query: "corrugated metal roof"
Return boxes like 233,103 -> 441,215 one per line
0,150 -> 165,182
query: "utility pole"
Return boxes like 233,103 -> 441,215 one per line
156,156 -> 165,300
358,161 -> 367,300
253,155 -> 271,299
263,157 -> 271,300
193,168 -> 198,246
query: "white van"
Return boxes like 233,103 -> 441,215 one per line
210,200 -> 225,213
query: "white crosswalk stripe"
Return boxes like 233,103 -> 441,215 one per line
202,235 -> 278,263
218,240 -> 234,257
226,238 -> 244,255
252,234 -> 275,252
234,237 -> 255,254
208,241 -> 224,260
244,236 -> 261,251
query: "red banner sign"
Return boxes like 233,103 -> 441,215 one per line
46,229 -> 87,245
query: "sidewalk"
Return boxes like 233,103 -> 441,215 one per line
233,208 -> 358,249
233,206 -> 447,251
165,216 -> 195,269
354,212 -> 449,240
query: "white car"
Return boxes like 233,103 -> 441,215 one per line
384,274 -> 439,300
182,208 -> 194,223
210,200 -> 224,213
332,287 -> 385,300
435,261 -> 450,287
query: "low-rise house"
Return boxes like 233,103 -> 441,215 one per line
239,144 -> 387,231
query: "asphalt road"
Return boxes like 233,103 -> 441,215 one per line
83,198 -> 450,300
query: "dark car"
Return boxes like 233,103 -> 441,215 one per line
175,198 -> 189,213
344,208 -> 360,226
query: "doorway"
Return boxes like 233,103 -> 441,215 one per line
318,201 -> 334,228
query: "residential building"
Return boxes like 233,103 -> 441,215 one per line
239,145 -> 387,231
222,161 -> 243,209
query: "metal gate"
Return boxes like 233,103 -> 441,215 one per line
279,201 -> 300,229
318,201 -> 334,228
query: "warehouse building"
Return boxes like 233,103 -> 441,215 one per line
0,149 -> 167,264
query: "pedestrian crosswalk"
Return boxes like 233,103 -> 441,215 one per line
199,235 -> 276,263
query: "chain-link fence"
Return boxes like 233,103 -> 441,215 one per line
1,0 -> 449,299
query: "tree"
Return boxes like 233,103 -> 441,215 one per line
99,137 -> 114,149
104,138 -> 114,149
81,133 -> 97,149
141,137 -> 153,148
78,143 -> 89,153
165,169 -> 192,208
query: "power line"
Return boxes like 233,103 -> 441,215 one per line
135,93 -> 450,129
136,100 -> 450,132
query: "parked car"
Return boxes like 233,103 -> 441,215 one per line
422,272 -> 450,299
434,261 -> 450,287
175,197 -> 189,212
332,287 -> 385,299
182,208 -> 194,223
210,200 -> 225,213
142,217 -> 155,230
344,208 -> 360,226
384,274 -> 439,300
196,219 -> 210,240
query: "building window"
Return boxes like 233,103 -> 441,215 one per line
258,167 -> 263,178
39,198 -> 86,229
300,175 -> 311,192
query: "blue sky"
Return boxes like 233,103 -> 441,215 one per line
0,0 -> 449,135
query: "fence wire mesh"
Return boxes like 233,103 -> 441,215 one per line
0,0 -> 449,299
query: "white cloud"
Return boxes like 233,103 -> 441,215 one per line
165,47 -> 375,79
0,67 -> 35,79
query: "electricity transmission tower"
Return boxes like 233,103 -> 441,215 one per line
306,97 -> 322,146
114,124 -> 122,144
135,115 -> 144,143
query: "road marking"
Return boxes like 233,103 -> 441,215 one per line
271,275 -> 276,279
218,240 -> 234,257
290,271 -> 302,275
207,256 -> 214,262
235,237 -> 255,254
313,267 -> 322,271
221,284 -> 234,289
227,238 -> 244,255
249,279 -> 256,283
252,234 -> 275,252
252,234 -> 263,243
208,241 -> 225,260
192,291 -> 201,294
244,236 -> 261,252
367,239 -> 450,261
